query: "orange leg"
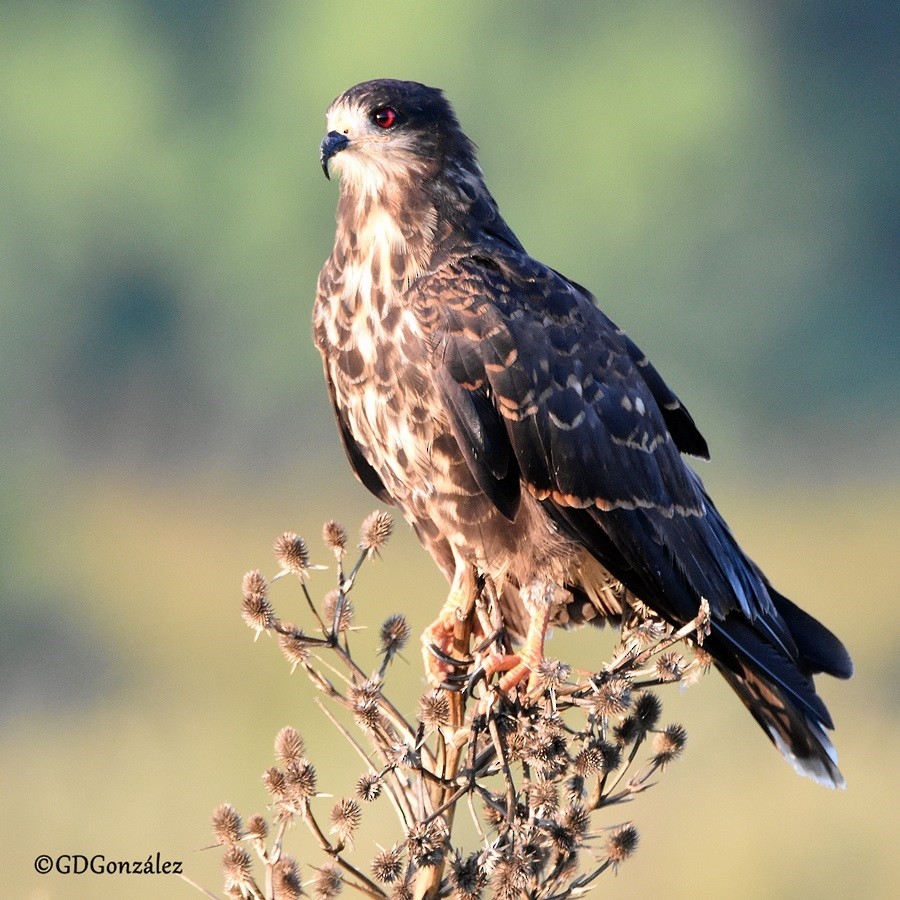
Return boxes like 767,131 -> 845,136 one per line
483,581 -> 561,692
422,560 -> 478,686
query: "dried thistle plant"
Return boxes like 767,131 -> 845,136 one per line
197,514 -> 711,900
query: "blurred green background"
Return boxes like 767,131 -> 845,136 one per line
1,2 -> 897,898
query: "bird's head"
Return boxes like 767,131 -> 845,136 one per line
319,79 -> 480,196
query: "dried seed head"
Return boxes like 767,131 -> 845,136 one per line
241,590 -> 274,637
418,689 -> 451,730
323,589 -> 354,633
272,856 -> 302,900
278,626 -> 310,670
284,759 -> 317,802
349,677 -> 382,702
653,723 -> 687,767
221,844 -> 252,890
359,510 -> 393,554
329,797 -> 362,844
589,676 -> 633,716
605,824 -> 639,866
406,819 -> 447,867
212,803 -> 242,846
389,740 -> 421,770
630,619 -> 668,647
246,814 -> 268,842
262,767 -> 287,798
242,569 -> 268,601
634,692 -> 662,732
655,651 -> 685,682
448,850 -> 485,897
490,857 -> 531,900
614,715 -> 640,746
379,613 -> 411,657
353,698 -> 383,732
274,726 -> 306,766
274,532 -> 310,576
322,519 -> 348,557
561,804 -> 591,843
535,658 -> 571,689
526,779 -> 559,813
390,885 -> 412,900
355,772 -> 382,802
693,645 -> 713,670
371,844 -> 405,884
313,863 -> 343,900
573,744 -> 602,777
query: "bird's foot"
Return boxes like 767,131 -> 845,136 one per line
480,580 -> 562,693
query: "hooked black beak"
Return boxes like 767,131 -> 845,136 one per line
320,131 -> 349,179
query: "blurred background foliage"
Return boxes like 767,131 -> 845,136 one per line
1,1 -> 897,898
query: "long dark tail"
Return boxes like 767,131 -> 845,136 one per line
546,499 -> 853,787
708,590 -> 853,788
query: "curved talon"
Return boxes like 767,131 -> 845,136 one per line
427,642 -> 474,668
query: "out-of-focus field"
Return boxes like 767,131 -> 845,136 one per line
3,464 -> 897,899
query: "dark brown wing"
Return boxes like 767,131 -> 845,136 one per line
411,246 -> 851,786
416,250 -> 707,520
321,363 -> 392,505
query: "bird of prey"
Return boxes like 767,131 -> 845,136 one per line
314,79 -> 853,787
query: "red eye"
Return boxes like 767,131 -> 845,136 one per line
372,106 -> 397,129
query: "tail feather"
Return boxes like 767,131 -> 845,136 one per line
716,660 -> 845,789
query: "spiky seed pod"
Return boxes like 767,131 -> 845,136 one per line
245,814 -> 268,842
634,692 -> 662,732
655,651 -> 685,681
389,741 -> 420,770
273,532 -> 310,576
221,844 -> 252,890
312,863 -> 343,900
418,689 -> 451,730
693,646 -> 713,670
390,884 -> 413,900
241,590 -> 274,636
526,779 -> 559,813
490,857 -> 531,900
356,772 -> 382,802
535,658 -> 571,689
353,698 -> 383,732
322,519 -> 348,557
379,613 -> 411,657
589,676 -> 633,716
284,759 -> 317,802
349,678 -> 382,702
262,767 -> 287,798
242,569 -> 268,601
630,619 -> 668,647
274,726 -> 306,766
448,850 -> 485,898
653,723 -> 687,767
272,856 -> 302,900
614,715 -> 640,746
405,819 -> 446,867
329,797 -> 362,844
573,744 -> 601,777
323,589 -> 354,633
561,804 -> 590,845
605,824 -> 639,866
359,510 -> 393,554
277,627 -> 310,670
371,844 -> 405,884
211,803 -> 242,846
